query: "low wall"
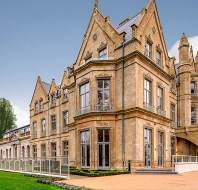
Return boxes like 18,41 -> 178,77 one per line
175,163 -> 198,174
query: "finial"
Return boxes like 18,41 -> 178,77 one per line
94,0 -> 99,9
179,32 -> 189,48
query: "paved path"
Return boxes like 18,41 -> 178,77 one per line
61,172 -> 198,190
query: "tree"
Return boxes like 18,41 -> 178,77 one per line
0,98 -> 16,138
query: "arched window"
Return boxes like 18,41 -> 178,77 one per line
27,145 -> 30,158
22,146 -> 25,159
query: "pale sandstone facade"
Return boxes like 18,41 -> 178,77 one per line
1,0 -> 198,170
29,0 -> 177,170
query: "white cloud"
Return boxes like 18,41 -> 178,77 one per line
169,36 -> 198,63
12,104 -> 29,127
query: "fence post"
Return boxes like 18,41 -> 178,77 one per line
25,160 -> 26,172
40,160 -> 41,174
49,159 -> 51,174
68,156 -> 70,179
14,160 -> 16,171
60,158 -> 62,176
32,160 -> 34,173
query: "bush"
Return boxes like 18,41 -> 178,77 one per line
70,168 -> 130,177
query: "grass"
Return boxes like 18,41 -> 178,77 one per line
0,171 -> 62,190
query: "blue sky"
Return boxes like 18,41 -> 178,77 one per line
0,0 -> 197,126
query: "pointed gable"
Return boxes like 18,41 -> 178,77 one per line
75,7 -> 123,67
136,0 -> 170,66
30,76 -> 49,108
49,79 -> 58,94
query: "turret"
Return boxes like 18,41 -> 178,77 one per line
178,33 -> 191,128
179,33 -> 189,64
195,52 -> 198,72
196,52 -> 198,64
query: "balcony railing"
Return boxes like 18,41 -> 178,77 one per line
62,126 -> 68,133
76,104 -> 112,116
40,130 -> 46,138
157,108 -> 166,117
171,122 -> 177,128
143,103 -> 155,113
50,102 -> 56,108
50,129 -> 57,135
31,132 -> 37,140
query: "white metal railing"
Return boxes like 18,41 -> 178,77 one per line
172,155 -> 198,164
0,156 -> 69,179
172,155 -> 198,173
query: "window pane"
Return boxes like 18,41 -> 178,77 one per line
104,130 -> 110,142
98,130 -> 103,142
105,144 -> 110,166
99,144 -> 103,167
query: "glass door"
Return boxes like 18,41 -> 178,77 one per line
158,131 -> 164,167
98,129 -> 110,169
144,128 -> 152,168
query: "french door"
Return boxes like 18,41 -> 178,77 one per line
158,131 -> 164,167
144,128 -> 152,168
81,131 -> 90,168
98,129 -> 110,169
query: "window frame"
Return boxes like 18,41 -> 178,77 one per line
51,115 -> 57,131
144,78 -> 152,106
80,82 -> 90,112
99,47 -> 108,60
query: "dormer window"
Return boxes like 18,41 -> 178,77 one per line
99,47 -> 107,60
51,93 -> 56,105
35,102 -> 39,114
39,99 -> 44,111
156,50 -> 162,67
145,41 -> 152,59
85,56 -> 92,64
84,51 -> 92,64
63,88 -> 68,100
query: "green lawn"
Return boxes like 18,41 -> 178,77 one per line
0,171 -> 61,190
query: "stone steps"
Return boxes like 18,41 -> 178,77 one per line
135,168 -> 177,175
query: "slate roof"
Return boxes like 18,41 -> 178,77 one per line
42,81 -> 50,93
116,13 -> 141,42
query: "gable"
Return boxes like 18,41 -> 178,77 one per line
30,77 -> 48,108
75,8 -> 122,67
137,0 -> 169,66
49,79 -> 58,94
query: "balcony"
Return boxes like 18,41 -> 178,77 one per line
76,104 -> 113,116
19,131 -> 30,138
157,108 -> 166,117
40,130 -> 46,138
143,103 -> 155,113
50,102 -> 56,108
50,128 -> 57,135
171,122 -> 177,128
31,132 -> 37,140
62,126 -> 69,133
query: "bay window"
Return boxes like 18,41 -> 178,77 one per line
97,79 -> 110,111
80,83 -> 90,113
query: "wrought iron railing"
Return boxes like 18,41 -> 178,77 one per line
76,104 -> 112,116
143,102 -> 155,113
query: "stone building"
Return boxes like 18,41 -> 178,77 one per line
0,0 -> 198,170
0,125 -> 30,160
29,0 -> 177,170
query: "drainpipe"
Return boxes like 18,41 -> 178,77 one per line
121,35 -> 126,169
